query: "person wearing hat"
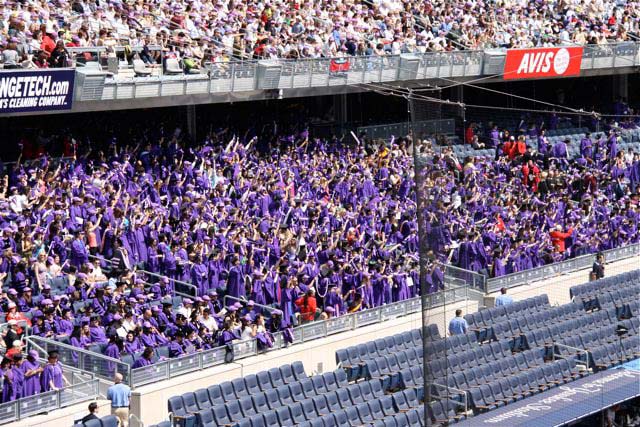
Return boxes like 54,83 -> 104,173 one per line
6,301 -> 31,335
42,351 -> 69,392
168,331 -> 186,358
17,287 -> 34,312
132,347 -> 154,369
105,335 -> 124,373
70,230 -> 89,269
177,298 -> 194,318
22,350 -> 43,397
89,316 -> 108,344
3,354 -> 25,401
5,337 -> 23,360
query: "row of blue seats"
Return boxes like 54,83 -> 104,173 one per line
169,362 -> 308,422
406,356 -> 589,415
491,306 -> 616,353
570,271 -> 640,304
464,294 -> 551,324
342,298 -> 564,386
589,335 -> 640,370
595,284 -> 640,317
336,329 -> 480,381
194,385 -> 465,427
466,298 -> 575,342
424,347 -> 546,385
337,296 -> 550,377
74,415 -> 119,427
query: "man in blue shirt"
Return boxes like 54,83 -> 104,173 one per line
107,373 -> 131,427
448,309 -> 468,336
495,288 -> 514,307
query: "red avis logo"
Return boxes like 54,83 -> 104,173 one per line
503,47 -> 583,80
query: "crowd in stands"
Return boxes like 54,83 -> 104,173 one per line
421,124 -> 640,276
0,111 -> 637,392
1,0 -> 640,69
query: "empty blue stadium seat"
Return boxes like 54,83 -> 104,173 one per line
279,364 -> 295,384
194,388 -> 211,410
239,395 -> 256,418
100,416 -> 119,427
219,381 -> 235,402
195,408 -> 215,427
244,374 -> 260,395
207,384 -> 225,406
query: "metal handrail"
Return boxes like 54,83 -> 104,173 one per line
136,269 -> 199,297
223,295 -> 278,314
25,335 -> 131,384
70,42 -> 639,104
486,243 -> 640,293
129,283 -> 469,388
0,377 -> 99,425
554,343 -> 590,371
431,383 -> 469,414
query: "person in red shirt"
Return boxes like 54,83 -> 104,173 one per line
41,31 -> 56,55
549,225 -> 573,253
503,136 -> 516,159
522,159 -> 540,191
5,339 -> 23,360
513,136 -> 527,159
294,289 -> 317,324
465,123 -> 475,145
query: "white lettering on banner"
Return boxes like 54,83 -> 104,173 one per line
517,52 -> 553,75
0,73 -> 71,111
0,76 -> 66,99
483,370 -> 640,424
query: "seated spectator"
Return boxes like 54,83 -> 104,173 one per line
81,402 -> 100,425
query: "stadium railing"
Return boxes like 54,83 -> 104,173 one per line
22,244 -> 635,389
26,335 -> 132,384
485,243 -> 640,293
129,281 -> 472,388
356,118 -> 456,140
0,372 -> 99,425
65,42 -> 639,102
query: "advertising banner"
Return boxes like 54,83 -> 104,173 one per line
503,47 -> 583,80
329,58 -> 350,73
0,69 -> 75,114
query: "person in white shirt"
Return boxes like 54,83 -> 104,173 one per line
240,315 -> 256,341
198,308 -> 218,333
177,298 -> 194,318
9,188 -> 29,213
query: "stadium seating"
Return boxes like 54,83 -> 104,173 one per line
75,415 -> 119,427
331,273 -> 639,424
446,127 -> 640,161
167,273 -> 636,427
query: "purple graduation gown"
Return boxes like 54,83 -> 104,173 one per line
21,360 -> 41,397
41,362 -> 64,391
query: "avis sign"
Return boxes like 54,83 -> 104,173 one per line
503,47 -> 583,80
0,69 -> 75,114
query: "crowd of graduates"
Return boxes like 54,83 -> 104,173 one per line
0,114 -> 637,403
422,124 -> 640,276
0,348 -> 67,403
